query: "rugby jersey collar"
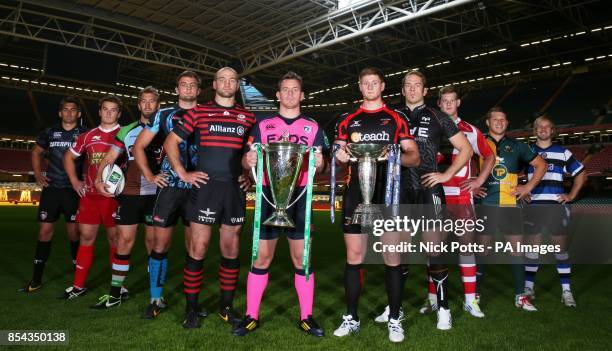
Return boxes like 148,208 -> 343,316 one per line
404,103 -> 426,114
98,124 -> 120,133
277,113 -> 304,125
212,100 -> 236,110
360,103 -> 386,113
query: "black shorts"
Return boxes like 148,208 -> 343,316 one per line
342,179 -> 388,234
478,205 -> 523,236
524,200 -> 570,236
115,194 -> 156,226
400,185 -> 446,219
37,187 -> 79,223
186,179 -> 246,226
260,186 -> 311,240
152,187 -> 191,228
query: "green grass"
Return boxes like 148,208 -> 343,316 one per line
1,207 -> 611,350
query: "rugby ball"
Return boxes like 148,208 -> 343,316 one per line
102,164 -> 125,196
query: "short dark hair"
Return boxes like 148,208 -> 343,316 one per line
438,86 -> 459,99
402,70 -> 427,87
278,71 -> 303,91
98,95 -> 123,111
138,86 -> 159,101
59,96 -> 81,111
176,70 -> 201,87
486,106 -> 506,120
359,67 -> 385,83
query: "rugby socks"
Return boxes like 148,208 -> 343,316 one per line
219,257 -> 240,309
476,264 -> 486,294
110,253 -> 130,298
524,252 -> 539,291
109,245 -> 117,269
294,268 -> 315,320
429,265 -> 449,309
73,245 -> 94,289
183,255 -> 204,312
344,263 -> 362,320
148,251 -> 168,303
70,240 -> 79,265
555,252 -> 571,291
510,256 -> 525,295
385,265 -> 403,320
31,240 -> 52,285
245,267 -> 269,320
459,254 -> 478,303
426,264 -> 437,306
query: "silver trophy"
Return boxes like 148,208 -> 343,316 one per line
255,141 -> 310,228
346,143 -> 390,227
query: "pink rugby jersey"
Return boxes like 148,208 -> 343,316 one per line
441,117 -> 493,197
247,114 -> 329,187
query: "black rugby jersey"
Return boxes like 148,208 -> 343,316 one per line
36,124 -> 88,188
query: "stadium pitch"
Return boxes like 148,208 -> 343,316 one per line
1,206 -> 610,350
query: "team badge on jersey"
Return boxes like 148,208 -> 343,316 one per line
504,145 -> 513,153
304,125 -> 312,134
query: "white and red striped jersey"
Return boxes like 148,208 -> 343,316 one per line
441,117 -> 493,197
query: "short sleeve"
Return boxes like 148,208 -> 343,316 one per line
563,149 -> 584,176
70,132 -> 87,156
438,113 -> 460,139
519,141 -> 537,163
35,128 -> 50,149
474,127 -> 493,158
335,114 -> 349,142
146,110 -> 161,135
172,110 -> 195,140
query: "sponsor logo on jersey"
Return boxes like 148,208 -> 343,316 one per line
349,120 -> 362,128
421,116 -> 431,122
380,118 -> 391,126
237,114 -> 246,120
350,131 -> 390,142
53,132 -> 62,139
49,141 -> 72,148
540,152 -> 547,159
492,164 -> 508,180
210,124 -> 242,135
265,124 -> 276,130
266,134 -> 308,144
409,127 -> 429,138
223,110 -> 230,116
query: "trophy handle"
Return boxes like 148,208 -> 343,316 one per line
250,166 -> 276,209
285,146 -> 317,209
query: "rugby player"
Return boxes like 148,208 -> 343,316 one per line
332,67 -> 420,342
233,71 -> 328,337
375,73 -> 473,330
90,86 -> 162,309
475,106 -> 547,311
133,71 -> 200,318
165,67 -> 255,329
20,97 -> 88,293
523,115 -> 585,307
60,95 -> 124,300
435,86 -> 495,317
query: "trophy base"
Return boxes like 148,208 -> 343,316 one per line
264,210 -> 296,228
351,204 -> 383,228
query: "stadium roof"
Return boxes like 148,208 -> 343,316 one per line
0,0 -> 611,110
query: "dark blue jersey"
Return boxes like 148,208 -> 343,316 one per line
146,105 -> 197,189
35,124 -> 88,188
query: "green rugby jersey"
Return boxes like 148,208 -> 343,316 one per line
111,120 -> 162,196
480,135 -> 537,205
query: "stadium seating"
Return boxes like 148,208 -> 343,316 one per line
0,149 -> 32,173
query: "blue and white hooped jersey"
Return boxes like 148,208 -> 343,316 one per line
527,143 -> 584,202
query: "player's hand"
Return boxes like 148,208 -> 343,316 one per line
512,184 -> 532,200
557,193 -> 573,204
95,180 -> 115,198
245,150 -> 258,168
421,172 -> 451,188
460,178 -> 483,193
152,172 -> 169,188
181,171 -> 209,188
238,174 -> 252,192
473,187 -> 487,198
335,145 -> 350,163
35,173 -> 49,187
71,180 -> 87,197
